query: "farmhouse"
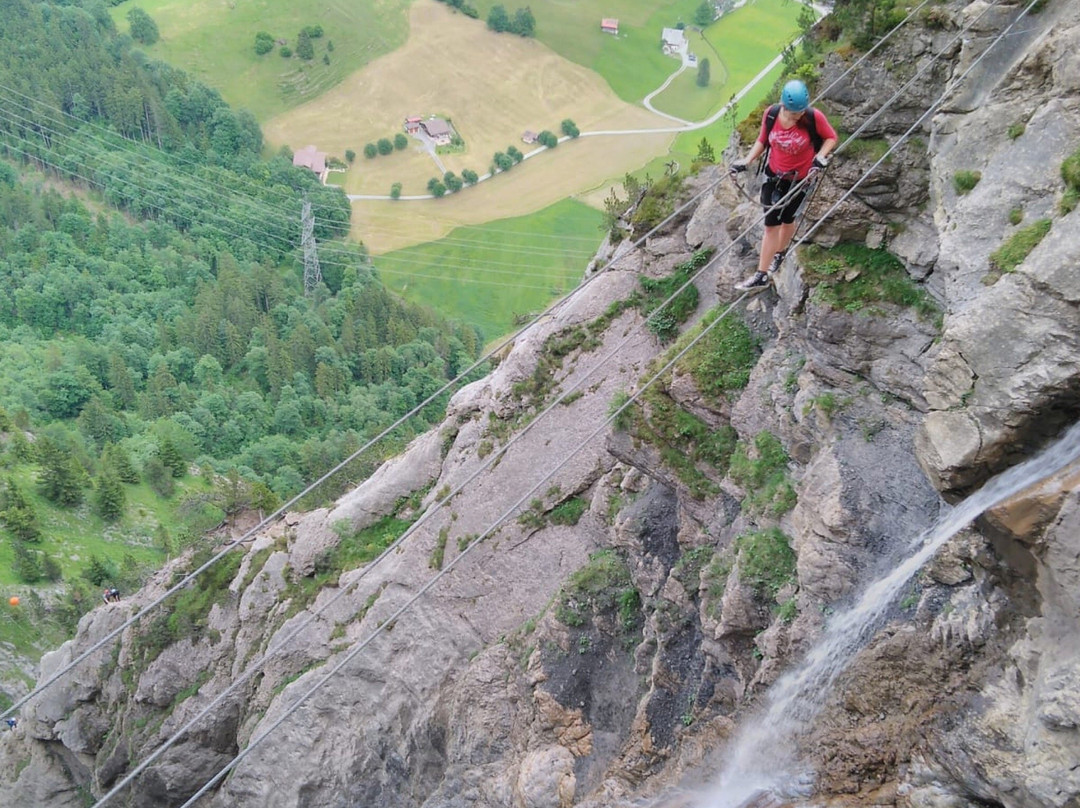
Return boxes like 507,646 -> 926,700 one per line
600,18 -> 618,35
661,27 -> 687,56
404,116 -> 422,134
420,117 -> 453,146
522,130 -> 538,144
292,145 -> 328,183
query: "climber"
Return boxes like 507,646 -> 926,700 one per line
102,587 -> 120,604
4,717 -> 16,730
729,79 -> 838,291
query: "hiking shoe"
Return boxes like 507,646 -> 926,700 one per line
735,271 -> 770,291
767,250 -> 788,274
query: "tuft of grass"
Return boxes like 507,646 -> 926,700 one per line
1061,149 -> 1080,214
555,549 -> 639,632
517,498 -> 546,530
799,242 -> 940,325
953,170 -> 982,195
728,431 -> 797,516
676,309 -> 760,407
1008,207 -> 1024,226
988,219 -> 1052,273
672,545 -> 715,592
775,597 -> 797,623
635,385 -> 738,499
1007,121 -> 1026,140
548,497 -> 587,526
735,528 -> 796,601
842,137 -> 890,162
803,392 -> 843,419
430,526 -> 448,570
609,390 -> 634,432
135,549 -> 244,664
634,249 -> 713,344
701,549 -> 734,618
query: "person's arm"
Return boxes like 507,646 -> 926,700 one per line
813,111 -> 839,164
744,139 -> 767,165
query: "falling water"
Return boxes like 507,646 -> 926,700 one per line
701,422 -> 1080,808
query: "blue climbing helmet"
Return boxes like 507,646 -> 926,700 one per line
781,79 -> 810,113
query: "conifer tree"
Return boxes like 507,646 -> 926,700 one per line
157,438 -> 186,478
94,468 -> 126,522
104,443 -> 140,484
36,438 -> 87,507
144,457 -> 175,498
11,540 -> 43,583
1,476 -> 41,542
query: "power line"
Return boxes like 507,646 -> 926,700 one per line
95,139 -> 866,808
43,0 -> 965,797
14,0 -> 968,793
166,1 -> 1033,802
3,170 -> 726,727
5,0 -> 971,733
0,101 -> 609,286
100,182 -> 765,808
0,81 -> 352,222
0,116 -> 595,293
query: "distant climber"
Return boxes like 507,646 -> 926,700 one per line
5,717 -> 16,730
102,587 -> 120,604
729,79 -> 838,291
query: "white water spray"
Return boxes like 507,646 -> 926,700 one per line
702,422 -> 1080,808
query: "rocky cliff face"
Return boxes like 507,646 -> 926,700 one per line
3,2 -> 1080,807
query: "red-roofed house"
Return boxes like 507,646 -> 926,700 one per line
293,145 -> 328,183
420,117 -> 453,146
601,18 -> 618,35
404,116 -> 423,134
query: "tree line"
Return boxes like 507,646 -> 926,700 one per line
0,0 -> 485,594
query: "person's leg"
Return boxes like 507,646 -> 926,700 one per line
776,221 -> 798,253
757,225 -> 785,274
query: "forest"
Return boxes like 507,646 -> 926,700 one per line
0,0 -> 483,600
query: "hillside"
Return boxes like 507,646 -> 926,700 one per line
4,1 -> 1080,807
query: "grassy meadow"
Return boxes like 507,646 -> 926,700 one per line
112,0 -> 805,334
0,470 -> 213,589
372,199 -> 603,339
110,0 -> 413,120
649,0 -> 804,119
468,0 -> 705,103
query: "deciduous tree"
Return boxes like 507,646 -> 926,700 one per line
487,4 -> 510,32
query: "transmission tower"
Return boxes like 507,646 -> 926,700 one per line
301,195 -> 321,295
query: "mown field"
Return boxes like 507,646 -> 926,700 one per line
372,199 -> 603,339
110,0 -> 413,120
262,3 -> 670,201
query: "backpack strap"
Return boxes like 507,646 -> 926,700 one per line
802,107 -> 824,152
758,104 -> 781,175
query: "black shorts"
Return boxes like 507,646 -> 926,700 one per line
761,171 -> 806,227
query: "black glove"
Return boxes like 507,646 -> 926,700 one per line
812,154 -> 829,171
729,160 -> 748,175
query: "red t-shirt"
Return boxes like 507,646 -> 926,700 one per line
757,108 -> 837,180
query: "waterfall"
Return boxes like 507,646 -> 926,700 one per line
701,422 -> 1080,808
